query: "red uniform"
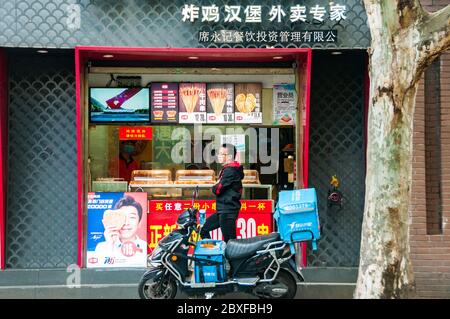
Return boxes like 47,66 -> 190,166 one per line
119,155 -> 139,182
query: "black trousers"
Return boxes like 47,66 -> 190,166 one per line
199,212 -> 238,243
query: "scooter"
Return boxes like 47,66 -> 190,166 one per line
138,187 -> 320,299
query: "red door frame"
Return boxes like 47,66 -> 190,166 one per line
0,49 -> 7,270
75,46 -> 312,267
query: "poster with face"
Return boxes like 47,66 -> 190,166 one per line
87,192 -> 148,268
234,83 -> 262,124
206,83 -> 235,124
178,83 -> 207,123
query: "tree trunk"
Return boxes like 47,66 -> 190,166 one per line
355,0 -> 450,298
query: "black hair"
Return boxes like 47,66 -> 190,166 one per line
221,143 -> 237,159
114,196 -> 143,221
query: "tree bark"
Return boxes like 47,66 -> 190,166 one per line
355,0 -> 450,298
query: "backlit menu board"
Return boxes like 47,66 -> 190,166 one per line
151,83 -> 178,123
234,83 -> 262,124
206,83 -> 235,124
178,83 -> 207,123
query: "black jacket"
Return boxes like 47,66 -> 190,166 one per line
212,161 -> 244,213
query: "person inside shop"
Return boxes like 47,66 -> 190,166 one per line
95,195 -> 147,258
200,143 -> 244,243
118,140 -> 140,182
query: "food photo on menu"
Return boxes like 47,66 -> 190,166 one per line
206,83 -> 235,124
234,83 -> 262,124
178,83 -> 207,123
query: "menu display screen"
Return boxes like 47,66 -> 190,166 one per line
151,83 -> 179,123
89,88 -> 150,123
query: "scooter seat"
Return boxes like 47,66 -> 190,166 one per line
225,233 -> 281,260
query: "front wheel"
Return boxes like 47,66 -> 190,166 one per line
138,272 -> 177,299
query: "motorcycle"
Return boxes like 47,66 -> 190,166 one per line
138,186 -> 320,299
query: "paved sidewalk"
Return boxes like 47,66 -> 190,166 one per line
0,267 -> 357,299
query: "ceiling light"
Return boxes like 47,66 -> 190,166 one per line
331,51 -> 342,55
103,54 -> 114,58
37,50 -> 48,54
273,56 -> 283,60
188,56 -> 199,60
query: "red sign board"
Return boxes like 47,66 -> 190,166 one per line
147,200 -> 274,253
119,127 -> 152,140
149,199 -> 273,214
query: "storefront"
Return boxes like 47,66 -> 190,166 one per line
0,0 -> 371,272
76,47 -> 312,268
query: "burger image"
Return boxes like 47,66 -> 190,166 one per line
153,110 -> 164,118
166,110 -> 177,118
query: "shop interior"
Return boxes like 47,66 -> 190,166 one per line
81,49 -> 310,203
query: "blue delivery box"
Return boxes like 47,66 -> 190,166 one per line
194,240 -> 226,283
274,188 -> 321,253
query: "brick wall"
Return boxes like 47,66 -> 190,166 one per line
410,4 -> 450,295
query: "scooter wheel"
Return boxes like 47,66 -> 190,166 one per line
257,270 -> 297,299
138,274 -> 177,299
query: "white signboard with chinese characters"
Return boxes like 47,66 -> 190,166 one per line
182,3 -> 347,24
199,29 -> 337,44
273,84 -> 297,125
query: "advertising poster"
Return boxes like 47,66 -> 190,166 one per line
206,83 -> 235,123
273,84 -> 297,125
119,127 -> 153,140
87,192 -> 148,268
178,83 -> 207,123
147,200 -> 273,254
234,83 -> 262,124
151,83 -> 178,123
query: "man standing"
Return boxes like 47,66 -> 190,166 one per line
200,144 -> 244,242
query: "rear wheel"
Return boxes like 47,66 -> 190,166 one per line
256,270 -> 297,299
138,273 -> 177,299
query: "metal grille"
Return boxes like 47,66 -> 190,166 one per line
0,0 -> 370,49
6,53 -> 78,269
307,51 -> 366,267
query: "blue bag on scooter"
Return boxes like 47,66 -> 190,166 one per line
194,240 -> 226,283
274,188 -> 321,252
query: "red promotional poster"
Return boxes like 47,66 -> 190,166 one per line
147,200 -> 273,253
119,127 -> 152,140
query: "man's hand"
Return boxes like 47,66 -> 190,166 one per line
103,225 -> 121,247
